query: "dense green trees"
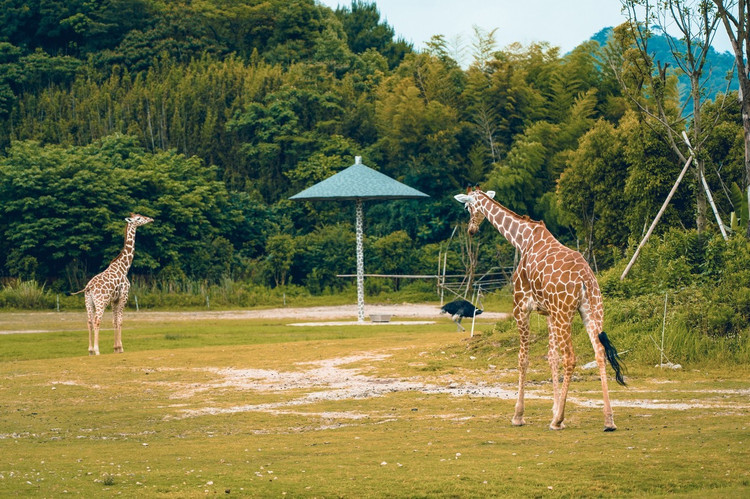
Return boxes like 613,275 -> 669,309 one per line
0,0 -> 745,302
0,136 -> 241,289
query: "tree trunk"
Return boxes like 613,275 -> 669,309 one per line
692,73 -> 708,233
743,84 -> 750,237
713,0 -> 750,237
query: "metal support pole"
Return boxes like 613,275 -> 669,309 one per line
441,250 -> 448,306
660,292 -> 668,367
355,199 -> 365,323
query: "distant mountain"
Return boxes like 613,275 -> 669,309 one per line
591,27 -> 738,112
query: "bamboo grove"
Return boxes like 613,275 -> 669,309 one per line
0,0 -> 747,302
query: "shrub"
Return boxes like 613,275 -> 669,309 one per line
0,280 -> 54,309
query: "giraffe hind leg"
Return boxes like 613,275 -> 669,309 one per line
85,294 -> 96,355
581,304 -> 619,431
549,321 -> 576,431
594,332 -> 618,431
91,304 -> 105,356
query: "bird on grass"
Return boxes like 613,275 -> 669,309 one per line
440,299 -> 482,331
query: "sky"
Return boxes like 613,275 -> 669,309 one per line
317,0 -> 734,60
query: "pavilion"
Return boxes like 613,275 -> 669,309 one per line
290,156 -> 429,322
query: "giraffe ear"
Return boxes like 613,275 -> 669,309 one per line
485,190 -> 496,199
454,194 -> 471,204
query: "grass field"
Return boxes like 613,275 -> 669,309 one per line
1,307 -> 749,497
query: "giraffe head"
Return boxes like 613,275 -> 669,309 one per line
125,213 -> 154,227
454,188 -> 495,235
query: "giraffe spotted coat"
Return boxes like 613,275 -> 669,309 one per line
455,188 -> 624,431
71,213 -> 153,355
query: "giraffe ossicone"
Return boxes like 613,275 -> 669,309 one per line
71,213 -> 153,355
455,187 -> 625,431
454,190 -> 495,206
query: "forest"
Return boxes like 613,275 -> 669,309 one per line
1,0 -> 749,329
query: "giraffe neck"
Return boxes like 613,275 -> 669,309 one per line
475,193 -> 536,251
114,223 -> 139,271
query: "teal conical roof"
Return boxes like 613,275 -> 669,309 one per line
289,157 -> 429,201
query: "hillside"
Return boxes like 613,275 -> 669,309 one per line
591,26 -> 738,111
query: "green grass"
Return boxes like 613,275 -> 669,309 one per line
1,309 -> 749,497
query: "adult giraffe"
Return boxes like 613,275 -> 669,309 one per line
71,213 -> 153,355
454,188 -> 625,431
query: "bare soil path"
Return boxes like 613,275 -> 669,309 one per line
0,304 -> 510,333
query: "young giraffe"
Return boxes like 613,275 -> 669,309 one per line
71,213 -> 153,355
454,188 -> 625,431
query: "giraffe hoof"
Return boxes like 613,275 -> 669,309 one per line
549,422 -> 566,430
511,418 -> 525,427
604,426 -> 617,432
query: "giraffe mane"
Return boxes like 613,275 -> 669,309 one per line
105,219 -> 134,267
476,190 -> 545,226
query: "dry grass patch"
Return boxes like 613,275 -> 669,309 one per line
1,311 -> 749,497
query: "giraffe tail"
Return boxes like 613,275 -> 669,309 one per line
67,289 -> 85,296
598,332 -> 627,386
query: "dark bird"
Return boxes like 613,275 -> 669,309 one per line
440,299 -> 482,331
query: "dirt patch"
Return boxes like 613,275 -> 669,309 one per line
134,304 -> 509,321
169,351 -> 750,421
0,304 -> 509,333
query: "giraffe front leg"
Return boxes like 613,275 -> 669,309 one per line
113,302 -> 124,353
512,306 -> 531,427
112,281 -> 130,353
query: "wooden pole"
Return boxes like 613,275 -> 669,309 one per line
621,155 -> 694,280
701,172 -> 729,240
